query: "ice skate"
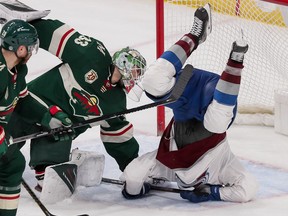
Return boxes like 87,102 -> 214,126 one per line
190,3 -> 212,44
0,0 -> 50,23
229,38 -> 249,63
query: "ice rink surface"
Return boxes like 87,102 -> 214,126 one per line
8,0 -> 288,215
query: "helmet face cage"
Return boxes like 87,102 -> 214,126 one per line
27,38 -> 39,55
0,19 -> 38,54
112,47 -> 146,93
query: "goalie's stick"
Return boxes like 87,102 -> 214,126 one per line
102,177 -> 185,193
10,64 -> 194,145
21,178 -> 89,216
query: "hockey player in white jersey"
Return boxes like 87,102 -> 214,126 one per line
120,4 -> 258,203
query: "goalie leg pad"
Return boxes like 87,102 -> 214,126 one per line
40,163 -> 77,204
40,149 -> 104,204
70,148 -> 105,187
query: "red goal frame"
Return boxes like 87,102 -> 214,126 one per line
155,0 -> 288,135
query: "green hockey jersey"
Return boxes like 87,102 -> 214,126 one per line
0,56 -> 27,127
0,53 -> 47,130
28,19 -> 139,170
0,46 -> 50,216
29,19 -> 127,121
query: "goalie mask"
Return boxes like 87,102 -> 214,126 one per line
112,47 -> 147,101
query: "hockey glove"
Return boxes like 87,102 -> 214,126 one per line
180,184 -> 221,203
0,126 -> 8,159
41,106 -> 75,141
122,182 -> 151,199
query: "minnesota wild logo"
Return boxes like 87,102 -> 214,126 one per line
0,97 -> 19,118
69,88 -> 102,118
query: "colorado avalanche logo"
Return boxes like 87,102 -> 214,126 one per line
69,88 -> 102,118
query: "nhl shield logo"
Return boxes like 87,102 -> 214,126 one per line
85,70 -> 98,84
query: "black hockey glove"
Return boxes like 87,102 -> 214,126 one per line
122,182 -> 151,199
180,184 -> 221,203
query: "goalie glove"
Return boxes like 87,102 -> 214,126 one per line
41,106 -> 75,141
0,0 -> 50,23
122,182 -> 151,199
180,184 -> 221,203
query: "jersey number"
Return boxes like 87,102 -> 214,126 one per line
74,36 -> 106,56
74,35 -> 92,47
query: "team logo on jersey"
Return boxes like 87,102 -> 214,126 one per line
69,88 -> 102,118
84,70 -> 98,84
0,97 -> 19,122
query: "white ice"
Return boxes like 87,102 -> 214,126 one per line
13,0 -> 288,216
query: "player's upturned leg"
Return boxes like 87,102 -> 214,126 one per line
190,3 -> 212,45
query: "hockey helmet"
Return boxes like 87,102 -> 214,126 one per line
113,47 -> 146,85
0,19 -> 39,54
112,47 -> 146,101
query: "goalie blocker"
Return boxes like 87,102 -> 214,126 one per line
40,149 -> 105,204
0,0 -> 50,23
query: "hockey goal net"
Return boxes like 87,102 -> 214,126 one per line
156,0 -> 288,133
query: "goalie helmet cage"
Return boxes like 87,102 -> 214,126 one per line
156,0 -> 288,134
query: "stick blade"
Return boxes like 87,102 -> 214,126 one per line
169,64 -> 194,101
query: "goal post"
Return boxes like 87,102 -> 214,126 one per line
156,0 -> 288,133
156,0 -> 166,136
261,0 -> 288,6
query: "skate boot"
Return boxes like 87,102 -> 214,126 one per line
0,0 -> 50,23
229,39 -> 249,63
190,3 -> 212,45
34,169 -> 45,192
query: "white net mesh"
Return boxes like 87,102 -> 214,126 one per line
163,0 -> 288,119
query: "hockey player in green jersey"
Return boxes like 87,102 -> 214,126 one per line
0,19 -> 74,216
1,2 -> 147,192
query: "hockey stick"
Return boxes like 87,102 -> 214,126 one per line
21,178 -> 89,216
10,64 -> 194,145
102,177 -> 185,193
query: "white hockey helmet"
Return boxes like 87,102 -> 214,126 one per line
112,47 -> 147,101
